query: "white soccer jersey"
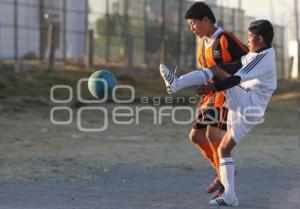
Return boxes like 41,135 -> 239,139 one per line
224,47 -> 277,117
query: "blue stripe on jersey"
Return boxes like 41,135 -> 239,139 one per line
240,53 -> 267,74
243,53 -> 267,74
240,53 -> 264,73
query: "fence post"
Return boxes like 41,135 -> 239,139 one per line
160,0 -> 166,64
0,21 -> 2,62
125,36 -> 133,71
62,0 -> 67,61
143,0 -> 148,65
39,0 -> 45,61
14,0 -> 19,71
105,0 -> 110,63
177,0 -> 183,67
84,30 -> 94,69
47,24 -> 56,71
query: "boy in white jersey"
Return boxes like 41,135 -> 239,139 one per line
160,20 -> 277,206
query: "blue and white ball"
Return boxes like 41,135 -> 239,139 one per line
88,70 -> 117,99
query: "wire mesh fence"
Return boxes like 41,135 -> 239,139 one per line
0,0 -> 286,77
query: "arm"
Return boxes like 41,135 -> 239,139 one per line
196,64 -> 241,95
212,61 -> 242,82
215,76 -> 241,91
209,65 -> 232,80
197,75 -> 241,95
218,61 -> 243,75
199,52 -> 271,95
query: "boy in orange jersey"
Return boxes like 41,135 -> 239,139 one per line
160,1 -> 248,199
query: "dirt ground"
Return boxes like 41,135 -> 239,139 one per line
0,98 -> 299,209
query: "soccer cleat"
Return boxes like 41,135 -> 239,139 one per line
209,195 -> 239,207
159,64 -> 177,94
206,177 -> 221,193
212,184 -> 225,199
212,189 -> 224,200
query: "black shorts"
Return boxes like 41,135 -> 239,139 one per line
192,107 -> 228,131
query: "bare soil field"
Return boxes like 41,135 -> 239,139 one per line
0,96 -> 299,209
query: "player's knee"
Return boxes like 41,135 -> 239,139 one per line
189,131 -> 202,144
189,132 -> 197,143
217,145 -> 230,157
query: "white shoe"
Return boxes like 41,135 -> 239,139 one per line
209,195 -> 239,207
159,64 -> 177,94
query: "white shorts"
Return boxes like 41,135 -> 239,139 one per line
226,110 -> 255,144
225,86 -> 264,144
224,86 -> 251,113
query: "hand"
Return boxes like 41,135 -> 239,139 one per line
209,65 -> 219,71
197,83 -> 216,97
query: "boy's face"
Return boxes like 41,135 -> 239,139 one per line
247,31 -> 265,52
187,18 -> 208,38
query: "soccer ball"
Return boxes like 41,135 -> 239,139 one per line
88,70 -> 117,99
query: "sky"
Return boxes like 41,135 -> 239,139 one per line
89,0 -> 295,39
89,0 -> 292,26
213,0 -> 291,25
215,0 -> 294,39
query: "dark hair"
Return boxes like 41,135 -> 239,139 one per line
248,20 -> 274,45
184,1 -> 216,24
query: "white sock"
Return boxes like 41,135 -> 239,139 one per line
175,69 -> 213,91
219,157 -> 236,200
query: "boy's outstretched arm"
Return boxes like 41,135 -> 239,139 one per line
197,65 -> 242,95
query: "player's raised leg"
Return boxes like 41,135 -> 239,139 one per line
159,64 -> 213,94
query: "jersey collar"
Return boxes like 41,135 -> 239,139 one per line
211,27 -> 224,39
255,45 -> 272,53
204,27 -> 224,48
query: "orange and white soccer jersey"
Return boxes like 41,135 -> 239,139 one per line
197,27 -> 249,108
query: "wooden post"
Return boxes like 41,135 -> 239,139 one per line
160,0 -> 166,64
39,0 -> 45,61
105,0 -> 110,63
62,0 -> 67,61
0,21 -> 2,61
47,24 -> 56,71
14,0 -> 19,71
84,30 -> 94,69
177,0 -> 183,67
143,0 -> 148,65
125,36 -> 133,71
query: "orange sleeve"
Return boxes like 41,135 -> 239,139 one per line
219,36 -> 232,63
196,40 -> 203,68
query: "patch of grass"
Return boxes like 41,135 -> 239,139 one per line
0,65 -> 196,106
1,63 -> 298,106
0,65 -> 91,102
